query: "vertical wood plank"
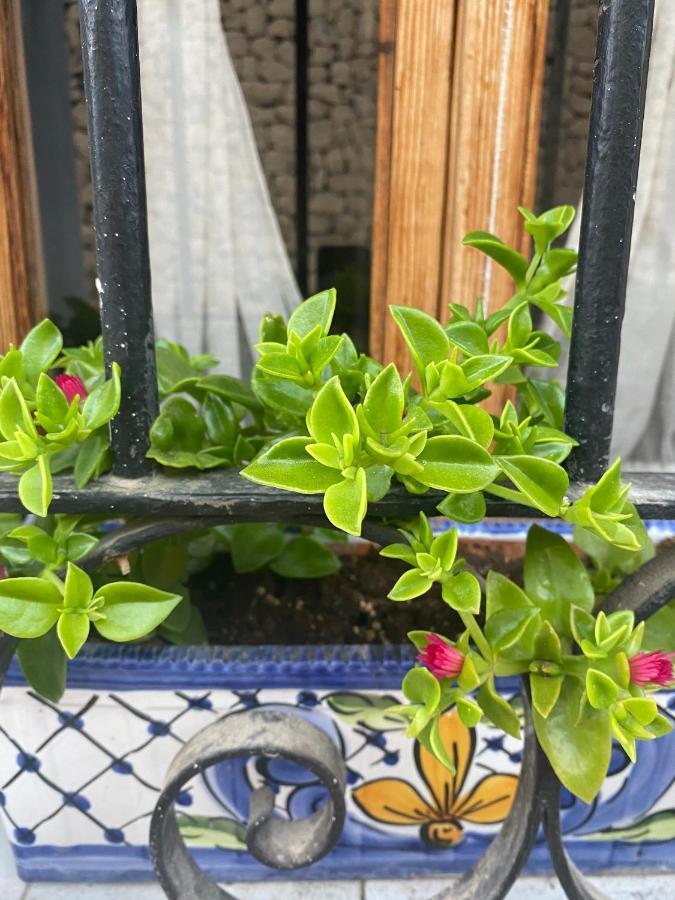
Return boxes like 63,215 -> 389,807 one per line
0,0 -> 45,347
380,0 -> 456,369
371,0 -> 549,400
369,0 -> 397,360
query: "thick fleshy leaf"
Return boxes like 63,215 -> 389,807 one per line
18,456 -> 53,517
93,582 -> 182,642
388,568 -> 433,601
389,306 -> 449,378
0,378 -> 36,440
402,666 -> 441,711
491,455 -> 568,517
17,629 -> 67,702
586,669 -> 619,709
486,571 -> 533,618
36,373 -> 69,424
531,673 -> 563,719
524,525 -> 593,634
270,536 -> 341,578
229,524 -> 285,573
477,678 -> 520,738
0,577 -> 62,638
20,319 -> 63,382
63,562 -> 93,608
323,468 -> 367,535
74,431 -> 110,488
197,374 -> 262,413
417,436 -> 498,493
437,491 -> 486,525
462,232 -> 528,286
81,363 -> 121,431
441,572 -> 481,614
534,679 -> 611,803
57,612 -> 90,659
287,289 -> 336,338
363,364 -> 404,434
308,377 -> 358,444
242,437 -> 343,494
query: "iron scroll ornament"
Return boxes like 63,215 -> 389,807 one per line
145,545 -> 675,900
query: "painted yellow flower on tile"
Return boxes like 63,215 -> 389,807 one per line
352,709 -> 518,848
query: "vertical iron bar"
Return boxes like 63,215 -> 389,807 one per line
79,0 -> 158,477
295,0 -> 308,296
564,0 -> 654,482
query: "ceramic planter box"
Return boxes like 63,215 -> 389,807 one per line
0,643 -> 674,884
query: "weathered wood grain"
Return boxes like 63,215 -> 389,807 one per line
0,0 -> 45,346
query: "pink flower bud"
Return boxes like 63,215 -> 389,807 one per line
417,634 -> 464,680
628,650 -> 675,688
54,374 -> 88,404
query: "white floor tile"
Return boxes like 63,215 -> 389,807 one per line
365,874 -> 675,900
364,879 -> 454,899
27,881 -> 360,899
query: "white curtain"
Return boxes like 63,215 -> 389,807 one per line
136,0 -> 300,377
561,0 -> 675,469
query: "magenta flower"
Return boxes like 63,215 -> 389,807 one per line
417,634 -> 464,680
628,650 -> 675,688
54,374 -> 88,404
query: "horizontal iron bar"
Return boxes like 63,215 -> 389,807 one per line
0,471 -> 673,519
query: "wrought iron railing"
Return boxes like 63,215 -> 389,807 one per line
1,1 -> 674,898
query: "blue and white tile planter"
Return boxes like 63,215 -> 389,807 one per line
0,644 -> 674,884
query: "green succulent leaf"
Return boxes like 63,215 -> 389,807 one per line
81,362 -> 121,431
524,525 -> 593,634
93,582 -> 182,642
18,456 -> 52,517
308,377 -> 358,445
323,467 -> 368,536
242,436 -> 343,493
0,577 -> 62,638
20,319 -> 63,383
535,679 -> 611,803
476,677 -> 520,738
389,306 -> 449,379
270,536 -> 341,579
17,629 -> 67,702
416,436 -> 498,493
287,288 -> 336,339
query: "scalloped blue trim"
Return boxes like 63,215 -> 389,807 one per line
436,517 -> 675,540
5,643 -> 473,691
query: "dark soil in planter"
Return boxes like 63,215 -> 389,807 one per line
190,539 -> 525,646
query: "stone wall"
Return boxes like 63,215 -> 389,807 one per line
63,0 -> 596,305
220,0 -> 379,293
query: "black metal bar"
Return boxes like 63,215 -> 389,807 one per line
564,0 -> 654,482
79,0 -> 158,477
150,708 -> 347,898
295,0 -> 308,295
0,470 -> 674,518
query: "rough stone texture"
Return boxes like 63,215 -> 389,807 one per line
64,0 -> 596,305
220,0 -> 379,291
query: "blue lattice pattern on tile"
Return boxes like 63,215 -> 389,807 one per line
0,672 -> 674,883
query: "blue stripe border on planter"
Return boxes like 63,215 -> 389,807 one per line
5,643 -> 431,691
